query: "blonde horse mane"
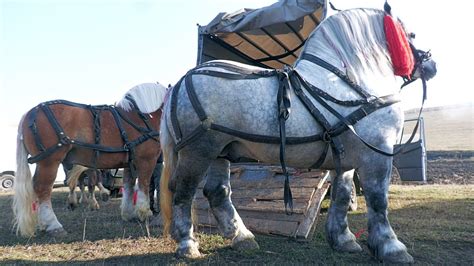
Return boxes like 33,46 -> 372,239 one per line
116,82 -> 167,114
299,8 -> 394,85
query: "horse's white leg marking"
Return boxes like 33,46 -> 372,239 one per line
203,158 -> 258,250
326,170 -> 362,253
135,187 -> 152,221
88,185 -> 100,210
78,181 -> 88,205
97,182 -> 110,201
120,169 -> 137,221
359,157 -> 413,263
38,200 -> 64,233
171,154 -> 213,259
67,187 -> 78,209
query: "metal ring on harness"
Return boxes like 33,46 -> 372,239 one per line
201,118 -> 213,130
323,131 -> 332,143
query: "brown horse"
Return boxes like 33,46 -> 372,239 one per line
66,165 -> 111,211
13,83 -> 166,237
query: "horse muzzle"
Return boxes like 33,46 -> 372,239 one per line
421,58 -> 437,81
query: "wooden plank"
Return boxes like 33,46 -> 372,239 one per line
294,182 -> 330,239
196,212 -> 300,236
195,187 -> 315,200
193,164 -> 330,238
197,176 -> 325,190
194,197 -> 310,214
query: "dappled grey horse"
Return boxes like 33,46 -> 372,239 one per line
160,8 -> 436,263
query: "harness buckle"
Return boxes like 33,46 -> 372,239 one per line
323,131 -> 332,143
201,118 -> 213,130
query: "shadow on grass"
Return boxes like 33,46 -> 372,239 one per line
1,188 -> 473,264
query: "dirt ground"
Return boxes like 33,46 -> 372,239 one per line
391,150 -> 474,185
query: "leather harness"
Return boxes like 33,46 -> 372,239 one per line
168,54 -> 402,212
27,99 -> 160,179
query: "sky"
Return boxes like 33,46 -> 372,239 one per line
0,0 -> 473,170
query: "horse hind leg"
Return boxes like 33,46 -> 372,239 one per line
66,165 -> 87,210
78,176 -> 88,205
34,162 -> 67,237
85,170 -> 100,210
203,158 -> 258,251
358,156 -> 413,263
67,182 -> 78,210
326,169 -> 362,253
96,170 -> 110,202
97,182 -> 110,202
171,154 -> 213,258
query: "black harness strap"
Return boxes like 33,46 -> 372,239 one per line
170,77 -> 185,142
125,95 -> 154,131
277,68 -> 293,213
301,53 -> 373,99
26,100 -> 160,180
169,60 -> 404,212
28,107 -> 46,153
90,106 -> 101,168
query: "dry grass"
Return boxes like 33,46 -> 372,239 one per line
1,184 -> 473,264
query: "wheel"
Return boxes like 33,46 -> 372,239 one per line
1,174 -> 15,191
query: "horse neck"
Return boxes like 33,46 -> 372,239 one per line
117,105 -> 162,131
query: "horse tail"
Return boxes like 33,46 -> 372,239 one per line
159,119 -> 178,236
12,115 -> 37,237
67,165 -> 88,190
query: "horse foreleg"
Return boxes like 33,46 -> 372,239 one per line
134,164 -> 155,222
326,169 -> 362,253
120,168 -> 137,221
359,158 -> 413,263
203,158 -> 258,251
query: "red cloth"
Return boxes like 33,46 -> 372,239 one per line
384,14 -> 415,76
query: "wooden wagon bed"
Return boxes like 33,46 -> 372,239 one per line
195,163 -> 330,239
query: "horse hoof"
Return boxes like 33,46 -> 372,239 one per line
137,209 -> 153,222
89,203 -> 100,210
381,250 -> 414,264
47,228 -> 68,238
101,193 -> 109,202
176,245 -> 201,259
68,203 -> 77,211
232,238 -> 260,251
334,240 -> 362,253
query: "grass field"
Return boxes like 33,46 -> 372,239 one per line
406,104 -> 474,151
1,185 -> 473,264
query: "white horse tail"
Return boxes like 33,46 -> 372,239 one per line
67,165 -> 88,190
160,119 -> 178,236
13,115 -> 38,237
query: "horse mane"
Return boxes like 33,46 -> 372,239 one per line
299,8 -> 394,83
116,82 -> 167,114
